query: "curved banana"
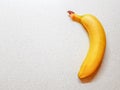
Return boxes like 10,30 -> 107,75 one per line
68,11 -> 106,79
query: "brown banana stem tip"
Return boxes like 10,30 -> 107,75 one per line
67,10 -> 75,15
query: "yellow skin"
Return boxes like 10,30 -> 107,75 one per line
68,11 -> 106,79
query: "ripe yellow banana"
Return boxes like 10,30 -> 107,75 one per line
68,11 -> 106,79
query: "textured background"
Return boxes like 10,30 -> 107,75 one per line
0,0 -> 120,90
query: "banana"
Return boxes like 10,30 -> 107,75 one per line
68,11 -> 106,79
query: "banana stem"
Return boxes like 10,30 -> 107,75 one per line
67,10 -> 82,23
67,10 -> 75,18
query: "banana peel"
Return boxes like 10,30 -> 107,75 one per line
68,11 -> 106,79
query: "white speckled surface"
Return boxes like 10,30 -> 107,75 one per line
0,0 -> 120,90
